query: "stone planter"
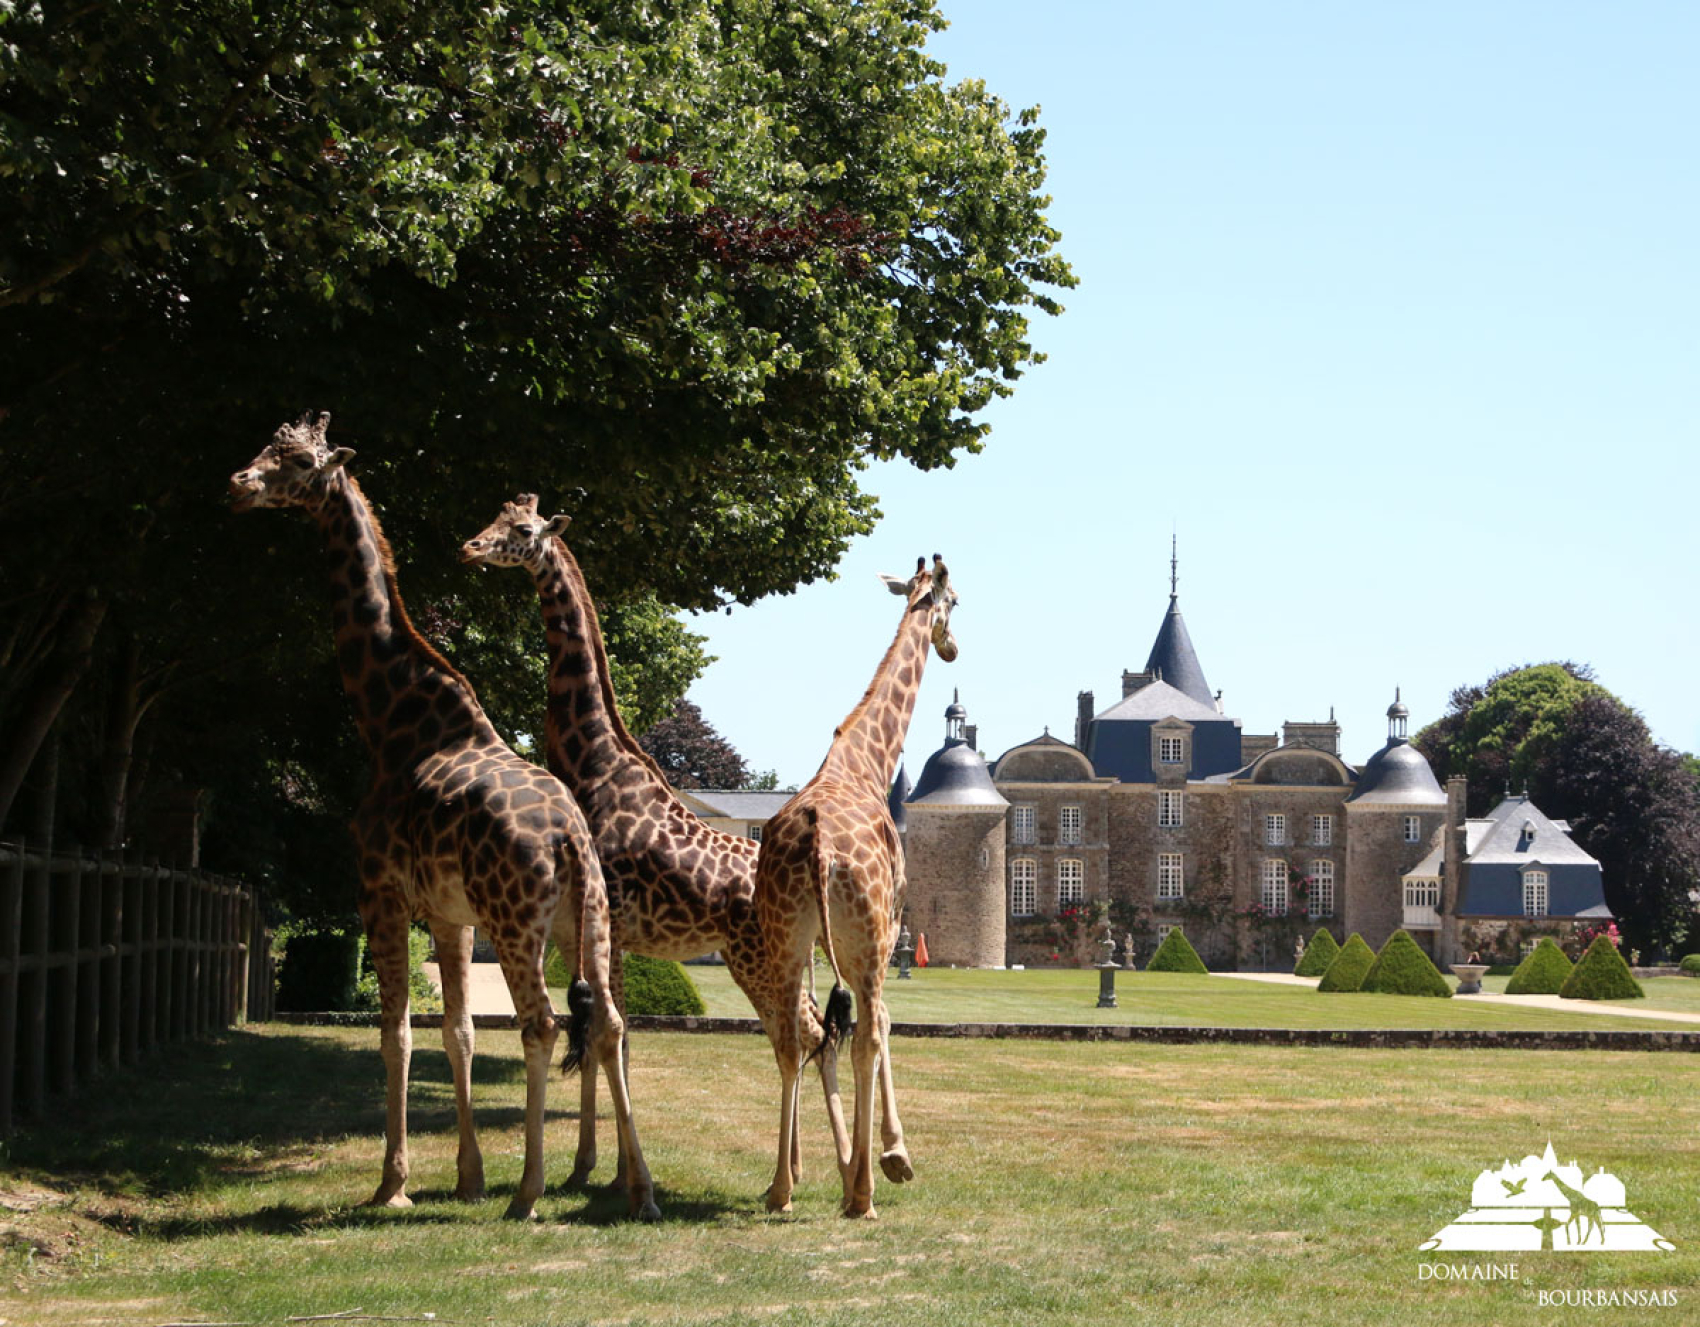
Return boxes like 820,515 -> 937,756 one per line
1451,963 -> 1489,995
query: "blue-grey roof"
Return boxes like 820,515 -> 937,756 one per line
1466,795 -> 1599,866
1145,596 -> 1214,707
888,764 -> 912,834
1092,679 -> 1222,724
908,742 -> 1008,808
1345,738 -> 1446,806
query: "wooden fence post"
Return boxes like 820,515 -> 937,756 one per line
121,856 -> 141,1065
23,842 -> 49,1118
100,848 -> 122,1072
75,848 -> 100,1083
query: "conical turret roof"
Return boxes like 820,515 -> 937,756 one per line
1145,595 -> 1213,708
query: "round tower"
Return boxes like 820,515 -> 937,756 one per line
903,692 -> 1008,967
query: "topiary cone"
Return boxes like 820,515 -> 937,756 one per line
1317,932 -> 1375,992
1294,927 -> 1340,977
1361,929 -> 1452,997
1146,927 -> 1208,973
1559,934 -> 1644,1001
1505,937 -> 1575,995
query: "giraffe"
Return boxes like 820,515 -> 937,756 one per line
757,554 -> 958,1218
228,413 -> 658,1220
1541,1169 -> 1605,1246
459,496 -> 911,1193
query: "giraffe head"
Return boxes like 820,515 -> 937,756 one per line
882,554 -> 959,662
228,411 -> 355,512
459,493 -> 572,569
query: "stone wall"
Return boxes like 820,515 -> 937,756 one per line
1344,806 -> 1443,949
903,804 -> 1006,967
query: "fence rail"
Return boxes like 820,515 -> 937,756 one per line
0,838 -> 273,1133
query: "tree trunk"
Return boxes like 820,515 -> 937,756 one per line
93,634 -> 143,850
0,591 -> 106,835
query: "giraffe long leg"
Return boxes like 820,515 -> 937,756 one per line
495,924 -> 557,1222
361,894 -> 414,1209
554,905 -> 598,1190
842,977 -> 883,1219
766,1000 -> 804,1215
875,998 -> 912,1183
430,920 -> 485,1201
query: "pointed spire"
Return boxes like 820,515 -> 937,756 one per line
1169,531 -> 1178,600
1143,545 -> 1213,706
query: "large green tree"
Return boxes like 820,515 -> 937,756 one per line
0,1 -> 1072,913
1415,664 -> 1700,952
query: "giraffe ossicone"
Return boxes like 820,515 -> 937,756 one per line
229,416 -> 658,1221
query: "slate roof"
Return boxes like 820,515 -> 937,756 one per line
1345,737 -> 1446,806
683,790 -> 795,820
888,764 -> 912,835
1092,679 -> 1223,724
1144,596 -> 1214,707
909,742 -> 1008,808
1466,795 -> 1598,866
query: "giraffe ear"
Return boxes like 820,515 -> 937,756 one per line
542,514 -> 572,537
324,446 -> 355,472
879,574 -> 910,596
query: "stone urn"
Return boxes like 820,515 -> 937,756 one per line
1451,963 -> 1489,996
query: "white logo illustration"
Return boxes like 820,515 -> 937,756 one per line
1421,1142 -> 1674,1252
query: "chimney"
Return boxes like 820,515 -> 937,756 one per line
1076,690 -> 1095,749
964,723 -> 978,752
1440,774 -> 1468,965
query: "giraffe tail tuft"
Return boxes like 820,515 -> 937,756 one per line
560,976 -> 594,1075
808,983 -> 855,1065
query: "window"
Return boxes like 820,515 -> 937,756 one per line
1307,860 -> 1335,918
1156,922 -> 1177,946
1404,879 -> 1440,912
1403,815 -> 1422,843
1059,805 -> 1083,845
748,825 -> 763,842
1157,853 -> 1184,900
1057,859 -> 1084,906
1523,870 -> 1549,917
1158,790 -> 1184,828
1265,813 -> 1286,846
1012,805 -> 1036,845
1260,859 -> 1289,913
1311,814 -> 1332,846
1159,736 -> 1184,765
1011,859 -> 1037,916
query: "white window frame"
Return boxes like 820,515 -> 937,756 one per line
1058,804 -> 1083,846
1156,922 -> 1177,946
1011,804 -> 1036,845
1523,870 -> 1549,918
1265,813 -> 1286,846
1158,790 -> 1184,828
1057,859 -> 1084,906
1157,852 -> 1184,900
1403,814 -> 1422,843
1311,814 -> 1332,846
1011,858 -> 1037,916
1260,858 -> 1289,913
1307,860 -> 1335,919
1159,735 -> 1184,765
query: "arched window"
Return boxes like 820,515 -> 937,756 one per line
1523,870 -> 1549,917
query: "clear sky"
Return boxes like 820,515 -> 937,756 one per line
687,1 -> 1699,789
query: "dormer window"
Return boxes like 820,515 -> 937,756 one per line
1159,736 -> 1184,765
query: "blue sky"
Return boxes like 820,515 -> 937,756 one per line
688,1 -> 1699,788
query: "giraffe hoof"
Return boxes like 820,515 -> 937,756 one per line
363,1190 -> 413,1210
632,1198 -> 662,1223
880,1149 -> 914,1184
564,1163 -> 595,1190
503,1200 -> 541,1222
841,1203 -> 878,1220
454,1182 -> 486,1203
764,1192 -> 793,1215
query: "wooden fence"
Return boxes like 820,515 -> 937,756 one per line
0,838 -> 274,1134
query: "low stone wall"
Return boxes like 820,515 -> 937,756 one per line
272,1011 -> 1700,1052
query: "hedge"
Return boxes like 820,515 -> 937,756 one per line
545,947 -> 707,1016
1559,935 -> 1645,1001
1361,929 -> 1452,997
1680,954 -> 1700,977
1294,928 -> 1340,977
1317,933 -> 1375,992
1505,938 -> 1575,995
1146,927 -> 1209,973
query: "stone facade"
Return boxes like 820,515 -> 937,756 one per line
903,803 -> 1006,968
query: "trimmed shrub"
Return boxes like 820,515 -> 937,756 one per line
1680,954 -> 1700,977
275,928 -> 360,1012
353,925 -> 443,1015
545,947 -> 707,1016
1505,938 -> 1575,995
1560,935 -> 1645,1001
1146,928 -> 1208,973
1316,933 -> 1375,993
1361,930 -> 1452,998
1294,928 -> 1340,977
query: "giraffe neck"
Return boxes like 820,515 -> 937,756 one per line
312,475 -> 496,760
813,597 -> 933,794
531,537 -> 675,799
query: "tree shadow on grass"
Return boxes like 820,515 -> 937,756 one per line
4,1026 -> 583,1203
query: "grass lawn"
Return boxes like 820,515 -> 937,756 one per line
4,1024 -> 1695,1326
681,963 -> 1699,1031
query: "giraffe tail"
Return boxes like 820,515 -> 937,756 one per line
804,807 -> 853,1064
557,838 -> 598,1076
